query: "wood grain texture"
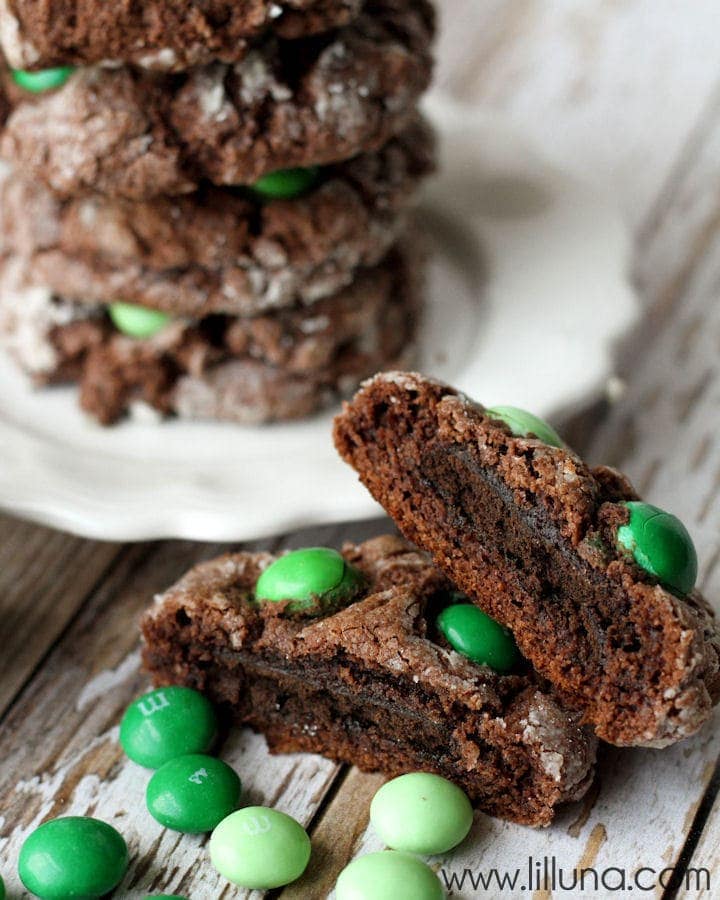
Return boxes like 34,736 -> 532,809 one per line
0,514 -> 121,716
2,2 -> 720,898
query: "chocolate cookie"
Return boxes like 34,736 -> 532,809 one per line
141,535 -> 597,826
0,249 -> 419,425
0,119 -> 435,316
0,0 -> 363,71
334,372 -> 720,747
0,0 -> 434,199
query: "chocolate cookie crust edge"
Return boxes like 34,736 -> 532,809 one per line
0,118 -> 436,316
0,0 -> 435,199
0,0 -> 364,70
333,372 -> 720,747
141,535 -> 597,826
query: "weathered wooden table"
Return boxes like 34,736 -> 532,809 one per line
3,2 -> 720,896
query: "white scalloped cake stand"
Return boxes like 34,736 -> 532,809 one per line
0,94 -> 639,541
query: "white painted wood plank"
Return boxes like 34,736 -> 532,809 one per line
336,730 -> 717,900
434,0 -> 720,229
678,781 -> 720,899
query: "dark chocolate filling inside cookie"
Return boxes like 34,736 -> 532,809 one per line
333,377 -> 720,745
420,445 -> 647,683
144,609 -> 580,826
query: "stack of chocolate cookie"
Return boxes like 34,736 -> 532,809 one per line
0,1 -> 435,424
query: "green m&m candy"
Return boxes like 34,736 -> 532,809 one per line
109,301 -> 171,339
19,817 -> 128,899
120,686 -> 217,768
0,874 -> 4,899
210,807 -> 311,889
336,851 -> 444,900
485,405 -> 563,448
370,772 -> 473,855
11,66 -> 75,93
251,166 -> 320,199
255,547 -> 364,613
146,754 -> 241,833
437,603 -> 520,672
617,501 -> 698,596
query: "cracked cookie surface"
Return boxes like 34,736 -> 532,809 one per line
0,119 -> 434,316
334,372 -> 720,747
0,0 -> 434,199
0,0 -> 364,70
0,247 -> 420,425
141,534 -> 597,826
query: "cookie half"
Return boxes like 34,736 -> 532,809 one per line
0,0 -> 434,199
0,248 -> 419,425
334,372 -> 720,747
0,119 -> 434,316
141,534 -> 597,827
0,0 -> 363,71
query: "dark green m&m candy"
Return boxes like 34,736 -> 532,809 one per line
255,547 -> 364,613
251,166 -> 320,199
617,501 -> 698,596
0,873 -> 4,899
18,817 -> 128,899
109,301 -> 171,339
437,603 -> 520,672
11,66 -> 75,93
485,405 -> 563,448
120,686 -> 217,768
146,754 -> 242,833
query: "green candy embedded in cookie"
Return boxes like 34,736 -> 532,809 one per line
109,302 -> 171,339
11,66 -> 75,93
437,602 -> 520,672
255,547 -> 364,613
616,501 -> 698,596
251,167 -> 320,200
485,405 -> 563,448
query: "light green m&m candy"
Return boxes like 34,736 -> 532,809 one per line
109,301 -> 171,339
251,166 -> 320,199
617,501 -> 698,596
485,405 -> 563,448
11,66 -> 74,93
18,817 -> 128,899
255,547 -> 364,613
210,806 -> 311,889
437,603 -> 520,672
370,773 -> 473,855
146,754 -> 241,833
120,686 -> 217,768
336,851 -> 445,900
